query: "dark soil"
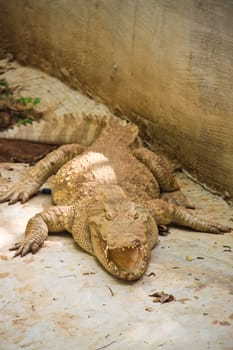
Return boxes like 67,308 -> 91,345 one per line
0,138 -> 57,164
0,100 -> 56,164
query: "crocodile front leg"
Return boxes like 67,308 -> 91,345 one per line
144,199 -> 231,234
0,144 -> 85,204
133,147 -> 179,192
133,147 -> 194,208
10,205 -> 75,256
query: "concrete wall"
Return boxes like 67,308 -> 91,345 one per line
0,0 -> 233,198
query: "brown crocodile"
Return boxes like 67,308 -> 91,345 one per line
0,114 -> 231,280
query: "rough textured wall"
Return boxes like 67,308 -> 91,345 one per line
0,0 -> 233,198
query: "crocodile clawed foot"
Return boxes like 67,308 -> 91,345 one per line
208,223 -> 232,234
9,242 -> 21,252
0,184 -> 19,204
158,225 -> 170,236
9,240 -> 41,257
0,182 -> 38,205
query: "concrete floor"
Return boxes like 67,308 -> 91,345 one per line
0,60 -> 233,350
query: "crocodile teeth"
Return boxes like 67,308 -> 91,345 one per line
109,263 -> 120,274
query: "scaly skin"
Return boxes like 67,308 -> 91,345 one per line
1,119 -> 231,280
0,112 -> 135,146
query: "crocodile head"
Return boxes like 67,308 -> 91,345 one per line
88,201 -> 158,281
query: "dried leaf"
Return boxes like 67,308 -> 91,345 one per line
0,255 -> 8,260
149,291 -> 175,304
145,272 -> 156,277
160,293 -> 174,303
153,297 -> 161,303
219,321 -> 231,326
145,306 -> 153,312
186,255 -> 193,262
106,286 -> 114,296
0,272 -> 10,278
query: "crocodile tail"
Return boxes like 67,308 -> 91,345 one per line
0,113 -> 126,146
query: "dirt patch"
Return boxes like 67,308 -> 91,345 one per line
0,138 -> 56,164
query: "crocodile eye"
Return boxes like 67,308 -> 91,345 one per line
105,213 -> 112,220
128,209 -> 139,219
105,211 -> 116,220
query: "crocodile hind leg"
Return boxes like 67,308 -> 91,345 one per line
10,205 -> 75,256
159,191 -> 195,209
133,147 -> 194,208
0,144 -> 85,204
143,199 -> 231,234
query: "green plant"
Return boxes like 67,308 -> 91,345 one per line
16,97 -> 41,125
17,118 -> 33,125
0,77 -> 42,129
18,97 -> 41,106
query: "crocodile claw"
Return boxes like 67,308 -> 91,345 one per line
208,223 -> 232,234
0,182 -> 38,205
9,240 -> 41,257
158,225 -> 170,236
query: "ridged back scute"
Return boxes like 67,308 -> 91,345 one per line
0,112 -> 133,146
98,118 -> 139,146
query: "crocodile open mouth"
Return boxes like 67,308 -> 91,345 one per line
103,243 -> 148,280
